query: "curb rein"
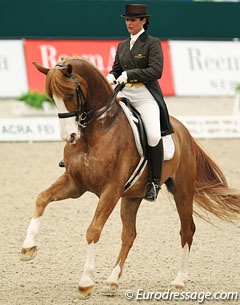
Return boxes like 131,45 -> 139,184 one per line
56,64 -> 124,130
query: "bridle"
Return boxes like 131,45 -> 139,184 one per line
56,63 -> 124,130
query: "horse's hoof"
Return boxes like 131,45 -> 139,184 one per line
170,272 -> 187,291
77,286 -> 94,299
20,246 -> 37,261
170,279 -> 185,291
101,282 -> 118,296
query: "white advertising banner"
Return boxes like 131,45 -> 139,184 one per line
0,115 -> 239,141
0,40 -> 28,97
0,117 -> 61,141
170,41 -> 240,96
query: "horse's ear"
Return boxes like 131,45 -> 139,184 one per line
32,62 -> 49,75
60,64 -> 73,77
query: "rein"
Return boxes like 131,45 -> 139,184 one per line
55,63 -> 124,129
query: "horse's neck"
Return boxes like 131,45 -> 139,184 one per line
83,82 -> 119,130
85,78 -> 115,111
86,79 -> 112,108
76,68 -> 121,127
90,100 -> 120,128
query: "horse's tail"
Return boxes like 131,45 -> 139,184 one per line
193,139 -> 240,222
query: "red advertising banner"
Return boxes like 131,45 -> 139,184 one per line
160,40 -> 175,96
24,39 -> 175,96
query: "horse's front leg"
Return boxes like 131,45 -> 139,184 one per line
102,197 -> 142,296
20,173 -> 83,261
78,191 -> 121,299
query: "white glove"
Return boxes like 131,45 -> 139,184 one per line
116,71 -> 128,85
106,73 -> 116,85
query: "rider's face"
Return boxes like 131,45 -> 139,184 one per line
125,17 -> 146,35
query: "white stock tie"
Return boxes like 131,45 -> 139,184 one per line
130,38 -> 135,50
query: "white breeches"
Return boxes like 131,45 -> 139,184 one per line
118,85 -> 161,147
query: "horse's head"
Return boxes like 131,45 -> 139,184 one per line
33,58 -> 88,144
34,57 -> 115,144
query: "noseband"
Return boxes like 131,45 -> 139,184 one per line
55,63 -> 124,129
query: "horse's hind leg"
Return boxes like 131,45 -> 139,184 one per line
20,174 -> 83,261
167,177 -> 196,290
102,197 -> 142,296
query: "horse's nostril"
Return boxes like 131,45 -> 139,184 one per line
70,133 -> 76,143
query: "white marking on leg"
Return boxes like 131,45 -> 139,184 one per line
79,243 -> 95,287
22,217 -> 42,248
106,264 -> 121,284
171,243 -> 189,288
53,94 -> 80,142
180,242 -> 189,275
101,264 -> 121,296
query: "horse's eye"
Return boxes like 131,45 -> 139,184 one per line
67,93 -> 74,101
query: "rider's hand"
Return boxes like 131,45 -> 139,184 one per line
106,73 -> 116,85
116,71 -> 128,85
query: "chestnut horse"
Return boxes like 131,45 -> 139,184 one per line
20,56 -> 240,299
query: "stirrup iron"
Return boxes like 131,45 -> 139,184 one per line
144,181 -> 160,202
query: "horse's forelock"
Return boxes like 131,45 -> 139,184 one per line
46,67 -> 74,99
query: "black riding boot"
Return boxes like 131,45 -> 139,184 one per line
144,139 -> 164,202
59,160 -> 65,167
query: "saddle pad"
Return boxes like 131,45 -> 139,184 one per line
119,101 -> 175,161
119,101 -> 144,157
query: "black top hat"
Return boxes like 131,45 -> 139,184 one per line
121,4 -> 151,18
